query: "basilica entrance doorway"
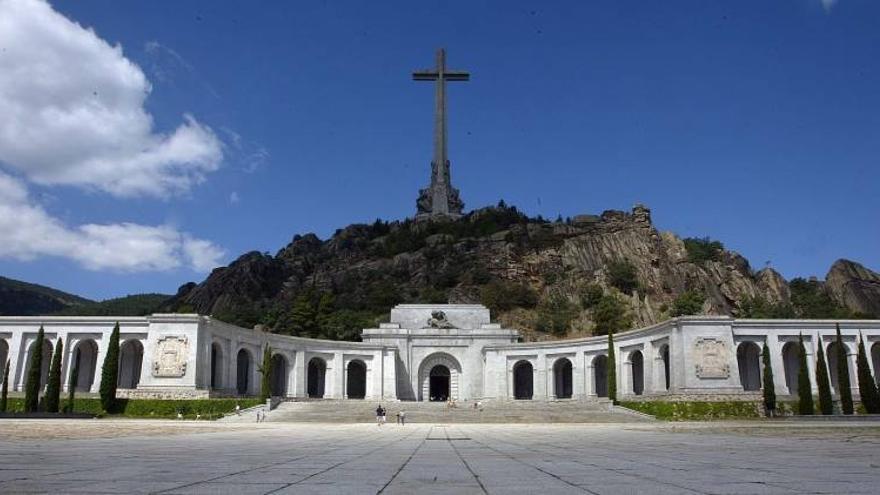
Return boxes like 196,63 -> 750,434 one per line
429,365 -> 450,401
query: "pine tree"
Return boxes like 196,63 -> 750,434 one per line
99,322 -> 120,412
796,334 -> 814,415
815,335 -> 833,415
761,342 -> 776,416
0,359 -> 9,413
45,338 -> 64,413
834,324 -> 854,415
24,326 -> 45,412
607,331 -> 617,404
65,358 -> 79,413
259,344 -> 273,401
856,334 -> 880,413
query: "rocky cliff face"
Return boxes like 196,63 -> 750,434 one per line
165,204 -> 879,339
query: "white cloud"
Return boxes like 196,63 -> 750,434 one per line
0,0 -> 223,198
0,172 -> 225,272
229,191 -> 240,204
821,0 -> 838,12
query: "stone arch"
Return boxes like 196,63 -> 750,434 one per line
117,340 -> 143,389
512,360 -> 533,400
872,343 -> 880,387
737,342 -> 761,392
236,348 -> 253,396
25,338 -> 53,390
593,355 -> 608,398
781,341 -> 800,395
307,357 -> 327,398
270,354 -> 288,397
630,350 -> 644,396
71,339 -> 97,392
659,344 -> 670,391
346,360 -> 367,399
211,342 -> 224,389
418,353 -> 461,402
553,357 -> 573,399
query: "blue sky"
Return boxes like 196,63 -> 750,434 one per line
0,0 -> 877,300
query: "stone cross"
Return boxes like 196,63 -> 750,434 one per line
413,48 -> 468,219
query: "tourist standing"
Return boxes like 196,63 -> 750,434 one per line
399,410 -> 406,426
376,405 -> 384,426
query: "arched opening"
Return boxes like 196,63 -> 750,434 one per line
0,340 -> 8,386
117,340 -> 143,389
429,365 -> 450,401
236,348 -> 252,396
660,344 -> 670,391
737,342 -> 761,392
72,339 -> 97,392
270,354 -> 288,397
512,360 -> 533,400
25,338 -> 53,391
211,343 -> 224,389
827,342 -> 845,394
630,351 -> 644,396
593,355 -> 608,398
307,357 -> 326,398
346,360 -> 367,399
781,342 -> 800,395
872,343 -> 880,387
553,358 -> 573,399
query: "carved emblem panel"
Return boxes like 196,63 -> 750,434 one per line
152,336 -> 188,378
693,337 -> 730,379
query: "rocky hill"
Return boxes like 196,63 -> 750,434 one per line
0,276 -> 92,315
164,204 -> 880,341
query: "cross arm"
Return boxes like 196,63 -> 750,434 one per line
412,71 -> 439,81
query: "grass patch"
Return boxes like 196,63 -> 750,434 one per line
3,398 -> 262,420
620,401 -> 761,421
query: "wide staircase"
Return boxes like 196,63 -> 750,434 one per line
228,399 -> 653,423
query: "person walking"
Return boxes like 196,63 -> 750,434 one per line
399,410 -> 406,426
376,404 -> 385,426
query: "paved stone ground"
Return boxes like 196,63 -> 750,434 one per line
1,420 -> 879,494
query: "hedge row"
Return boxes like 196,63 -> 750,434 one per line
620,401 -> 762,420
3,398 -> 263,419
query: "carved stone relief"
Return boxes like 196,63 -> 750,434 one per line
694,337 -> 730,379
152,335 -> 188,378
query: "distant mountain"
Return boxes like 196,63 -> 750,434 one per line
53,293 -> 173,317
0,275 -> 172,317
0,275 -> 92,315
163,203 -> 880,342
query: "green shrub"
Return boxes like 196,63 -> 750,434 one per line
606,260 -> 639,295
815,337 -> 833,415
100,322 -> 120,412
0,359 -> 9,412
44,338 -> 63,413
683,237 -> 724,263
856,334 -> 880,413
592,294 -> 632,336
762,343 -> 776,415
835,324 -> 854,414
670,290 -> 704,317
24,326 -> 44,412
480,281 -> 538,314
796,334 -> 814,415
535,295 -> 579,336
620,401 -> 760,421
579,284 -> 604,309
736,296 -> 795,319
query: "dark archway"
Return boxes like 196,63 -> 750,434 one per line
117,340 -> 143,389
71,339 -> 96,392
593,355 -> 608,397
737,342 -> 761,391
429,365 -> 450,401
270,354 -> 288,397
307,357 -> 326,398
781,342 -> 800,395
211,343 -> 223,389
512,360 -> 533,400
872,343 -> 880,387
660,344 -> 670,391
347,360 -> 367,399
0,339 -> 8,387
827,342 -> 844,394
236,348 -> 252,396
553,358 -> 573,399
630,351 -> 644,396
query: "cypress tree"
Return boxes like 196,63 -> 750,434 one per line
834,324 -> 853,415
259,345 -> 273,401
99,322 -> 120,412
607,331 -> 617,404
815,335 -> 833,415
856,334 -> 880,413
761,342 -> 776,416
0,359 -> 9,412
66,357 -> 79,413
24,326 -> 45,412
45,338 -> 64,413
796,334 -> 814,415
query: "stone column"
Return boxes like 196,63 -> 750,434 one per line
767,336 -> 787,394
535,352 -> 548,400
8,331 -> 24,392
292,350 -> 306,398
332,351 -> 344,399
585,355 -> 595,397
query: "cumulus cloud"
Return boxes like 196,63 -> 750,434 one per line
0,0 -> 223,198
0,171 -> 224,272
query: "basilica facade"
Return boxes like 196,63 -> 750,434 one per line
1,304 -> 879,404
